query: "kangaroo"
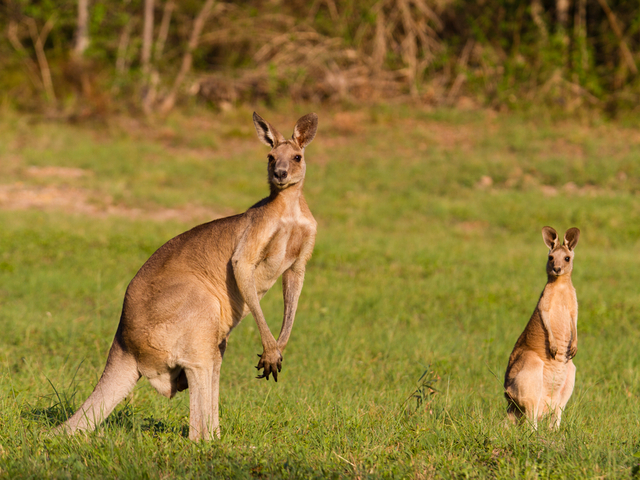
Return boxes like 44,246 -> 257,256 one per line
56,112 -> 318,441
504,226 -> 580,429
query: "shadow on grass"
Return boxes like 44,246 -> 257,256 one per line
25,400 -> 189,438
24,392 -> 76,427
94,405 -> 188,438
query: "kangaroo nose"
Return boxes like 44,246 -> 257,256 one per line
554,267 -> 561,274
274,169 -> 288,180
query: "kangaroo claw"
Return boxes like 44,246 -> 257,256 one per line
255,349 -> 282,382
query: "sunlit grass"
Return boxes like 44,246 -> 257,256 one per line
1,106 -> 640,477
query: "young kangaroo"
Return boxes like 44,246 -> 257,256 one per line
56,112 -> 318,441
504,226 -> 580,429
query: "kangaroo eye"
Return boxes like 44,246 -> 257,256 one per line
548,256 -> 553,261
294,155 -> 302,162
565,256 -> 570,262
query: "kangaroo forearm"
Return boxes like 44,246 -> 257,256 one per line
278,302 -> 298,347
277,269 -> 304,349
234,263 -> 277,349
539,310 -> 556,345
247,297 -> 278,350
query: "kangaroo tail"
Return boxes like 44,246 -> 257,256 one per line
56,335 -> 140,434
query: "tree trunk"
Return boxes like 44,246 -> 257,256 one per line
26,16 -> 57,105
596,0 -> 637,75
74,0 -> 90,58
142,0 -> 154,74
142,0 -> 155,113
556,0 -> 569,29
531,0 -> 548,42
574,0 -> 587,72
159,0 -> 216,114
115,18 -> 134,76
556,0 -> 570,71
154,0 -> 175,62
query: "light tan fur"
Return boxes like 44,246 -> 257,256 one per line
504,226 -> 580,429
55,112 -> 319,441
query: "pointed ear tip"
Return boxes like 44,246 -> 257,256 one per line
567,228 -> 581,242
301,112 -> 318,122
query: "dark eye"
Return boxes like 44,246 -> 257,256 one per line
294,155 -> 302,162
548,255 -> 553,261
565,256 -> 570,262
267,154 -> 275,163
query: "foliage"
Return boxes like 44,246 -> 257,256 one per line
1,0 -> 639,115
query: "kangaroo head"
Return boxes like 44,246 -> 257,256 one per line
253,112 -> 318,191
542,226 -> 580,277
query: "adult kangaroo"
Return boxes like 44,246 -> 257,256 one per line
57,112 -> 318,441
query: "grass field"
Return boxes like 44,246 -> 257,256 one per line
1,104 -> 640,478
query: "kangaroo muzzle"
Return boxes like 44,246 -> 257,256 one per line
274,168 -> 288,181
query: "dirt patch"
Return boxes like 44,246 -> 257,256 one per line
330,111 -> 367,134
455,220 -> 488,233
416,120 -> 480,152
474,175 -> 610,197
546,138 -> 585,160
26,166 -> 90,178
0,183 -> 225,222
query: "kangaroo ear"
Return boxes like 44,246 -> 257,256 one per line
292,113 -> 318,149
542,226 -> 559,250
253,112 -> 284,147
564,228 -> 580,251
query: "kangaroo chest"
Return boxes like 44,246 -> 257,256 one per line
253,220 -> 309,296
541,284 -> 577,341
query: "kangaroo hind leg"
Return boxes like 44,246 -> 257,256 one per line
180,299 -> 228,441
550,361 -> 576,429
184,353 -> 223,441
182,325 -> 226,440
505,352 -> 544,430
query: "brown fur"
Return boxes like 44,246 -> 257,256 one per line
504,226 -> 580,429
56,112 -> 319,441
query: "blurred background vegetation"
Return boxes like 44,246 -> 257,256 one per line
1,0 -> 639,118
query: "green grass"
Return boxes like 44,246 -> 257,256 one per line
1,105 -> 640,478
